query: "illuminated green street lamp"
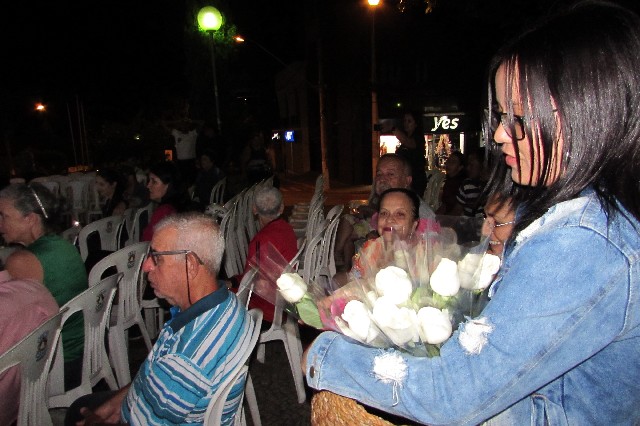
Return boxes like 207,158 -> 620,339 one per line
198,6 -> 224,133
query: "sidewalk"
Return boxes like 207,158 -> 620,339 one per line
278,172 -> 372,209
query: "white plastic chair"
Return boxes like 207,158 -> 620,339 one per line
127,203 -> 155,246
29,177 -> 60,199
318,206 -> 343,281
78,215 -> 125,261
239,263 -> 308,404
48,273 -> 121,408
118,207 -> 137,249
204,308 -> 263,426
209,176 -> 227,205
0,312 -> 63,426
221,201 -> 244,278
61,179 -> 91,222
299,223 -> 328,285
88,242 -> 152,387
424,169 -> 445,212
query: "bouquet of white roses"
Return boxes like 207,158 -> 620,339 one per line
330,215 -> 501,357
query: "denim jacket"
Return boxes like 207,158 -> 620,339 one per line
305,190 -> 640,425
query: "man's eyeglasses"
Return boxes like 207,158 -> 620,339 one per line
147,249 -> 205,306
148,249 -> 204,266
491,109 -> 527,141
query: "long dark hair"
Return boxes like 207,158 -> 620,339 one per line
148,161 -> 188,209
96,168 -> 125,201
486,0 -> 640,235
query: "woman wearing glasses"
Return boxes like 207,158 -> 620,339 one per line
302,2 -> 640,424
0,183 -> 87,390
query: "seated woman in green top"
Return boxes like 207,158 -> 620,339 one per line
0,182 -> 88,390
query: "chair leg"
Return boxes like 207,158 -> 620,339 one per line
283,317 -> 307,404
244,373 -> 262,426
256,342 -> 266,364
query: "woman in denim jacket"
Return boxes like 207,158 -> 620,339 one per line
303,2 -> 640,424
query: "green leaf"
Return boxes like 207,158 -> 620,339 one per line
295,295 -> 323,329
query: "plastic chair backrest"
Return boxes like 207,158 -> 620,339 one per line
128,203 -> 154,245
209,177 -> 227,205
424,170 -> 445,212
119,207 -> 137,248
0,312 -> 63,426
204,308 -> 263,426
319,207 -> 343,279
221,201 -> 244,278
48,273 -> 121,408
78,215 -> 125,261
300,223 -> 328,284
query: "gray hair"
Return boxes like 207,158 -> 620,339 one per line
154,212 -> 225,275
0,183 -> 59,233
253,186 -> 283,218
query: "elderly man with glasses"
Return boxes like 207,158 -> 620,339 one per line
66,213 -> 255,426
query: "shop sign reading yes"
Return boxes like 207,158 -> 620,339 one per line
427,114 -> 466,133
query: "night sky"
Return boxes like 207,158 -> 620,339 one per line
2,0 -> 640,169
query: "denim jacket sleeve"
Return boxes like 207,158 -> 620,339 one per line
305,195 -> 639,425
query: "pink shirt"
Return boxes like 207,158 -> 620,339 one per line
0,271 -> 59,425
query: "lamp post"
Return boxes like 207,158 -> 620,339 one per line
368,0 -> 380,180
197,6 -> 224,134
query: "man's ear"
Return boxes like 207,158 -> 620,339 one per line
186,253 -> 200,277
278,203 -> 285,216
405,175 -> 413,189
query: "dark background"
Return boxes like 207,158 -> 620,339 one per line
2,0 -> 639,181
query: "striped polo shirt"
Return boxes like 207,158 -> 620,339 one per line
122,286 -> 254,425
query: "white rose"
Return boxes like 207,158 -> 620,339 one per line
458,253 -> 501,290
276,273 -> 307,303
372,296 -> 419,346
341,300 -> 379,342
458,253 -> 483,290
375,266 -> 413,305
477,254 -> 501,290
417,306 -> 453,344
430,258 -> 461,297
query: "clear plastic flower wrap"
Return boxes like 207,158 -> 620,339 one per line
347,215 -> 501,356
243,215 -> 501,357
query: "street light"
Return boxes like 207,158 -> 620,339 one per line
234,35 -> 289,68
368,0 -> 380,180
198,6 -> 224,134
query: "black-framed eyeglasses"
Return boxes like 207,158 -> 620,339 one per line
491,109 -> 527,141
147,249 -> 205,306
147,249 -> 205,267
